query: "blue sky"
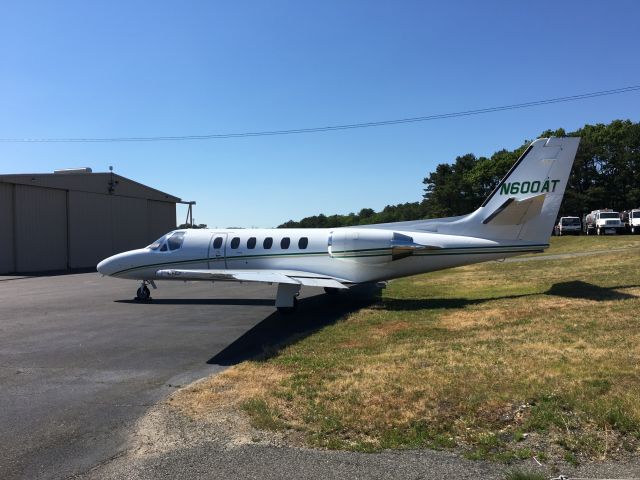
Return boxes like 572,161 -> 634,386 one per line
1,1 -> 639,227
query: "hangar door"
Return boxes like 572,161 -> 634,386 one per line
0,183 -> 14,273
15,185 -> 68,272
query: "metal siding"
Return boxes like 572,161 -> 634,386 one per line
68,191 -> 113,269
148,200 -> 176,241
15,185 -> 68,272
0,183 -> 14,273
112,196 -> 148,252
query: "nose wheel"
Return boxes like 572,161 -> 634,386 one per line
135,281 -> 153,302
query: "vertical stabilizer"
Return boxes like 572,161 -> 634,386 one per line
441,137 -> 580,243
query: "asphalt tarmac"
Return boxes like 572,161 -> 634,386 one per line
0,273 -> 362,479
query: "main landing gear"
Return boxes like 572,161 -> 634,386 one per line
276,283 -> 300,314
135,280 -> 156,302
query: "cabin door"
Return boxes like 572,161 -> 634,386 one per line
208,233 -> 228,269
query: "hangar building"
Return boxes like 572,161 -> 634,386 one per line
0,169 -> 181,274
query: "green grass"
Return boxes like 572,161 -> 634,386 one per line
537,234 -> 640,255
175,236 -> 640,463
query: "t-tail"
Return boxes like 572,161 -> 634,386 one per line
437,137 -> 581,243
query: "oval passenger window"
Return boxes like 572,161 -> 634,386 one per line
280,237 -> 290,249
230,237 -> 240,249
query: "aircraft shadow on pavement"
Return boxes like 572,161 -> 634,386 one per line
208,290 -> 378,366
115,298 -> 275,306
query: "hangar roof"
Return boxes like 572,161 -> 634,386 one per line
0,171 -> 181,203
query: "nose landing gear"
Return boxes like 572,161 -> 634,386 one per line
135,280 -> 156,302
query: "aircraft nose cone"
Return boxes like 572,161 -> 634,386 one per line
96,257 -> 113,275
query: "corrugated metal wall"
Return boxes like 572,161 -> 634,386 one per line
15,185 -> 68,272
68,191 -> 113,269
149,200 -> 176,241
112,196 -> 148,254
0,183 -> 14,273
0,182 -> 177,273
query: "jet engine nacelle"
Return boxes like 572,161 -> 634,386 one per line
328,229 -> 428,264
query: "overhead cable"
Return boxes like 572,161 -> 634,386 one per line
2,84 -> 639,143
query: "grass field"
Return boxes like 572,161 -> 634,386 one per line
173,236 -> 640,464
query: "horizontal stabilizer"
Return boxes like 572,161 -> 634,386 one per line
482,193 -> 546,226
156,268 -> 349,289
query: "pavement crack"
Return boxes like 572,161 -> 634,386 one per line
64,448 -> 130,479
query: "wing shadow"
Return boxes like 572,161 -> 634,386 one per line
208,290 -> 378,366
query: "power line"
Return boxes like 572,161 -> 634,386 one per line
2,84 -> 640,143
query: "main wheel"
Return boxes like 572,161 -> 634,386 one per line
136,285 -> 151,301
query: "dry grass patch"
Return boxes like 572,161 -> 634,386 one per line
171,363 -> 291,418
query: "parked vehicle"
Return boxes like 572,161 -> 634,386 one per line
621,209 -> 640,234
554,216 -> 581,236
583,209 -> 624,235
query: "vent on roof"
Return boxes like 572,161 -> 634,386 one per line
54,168 -> 93,174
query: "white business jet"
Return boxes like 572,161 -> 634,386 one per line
97,137 -> 580,312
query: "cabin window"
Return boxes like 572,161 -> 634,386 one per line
230,237 -> 240,249
167,231 -> 185,251
298,237 -> 309,249
213,237 -> 223,249
281,237 -> 291,249
160,243 -> 168,252
247,237 -> 257,249
263,237 -> 273,249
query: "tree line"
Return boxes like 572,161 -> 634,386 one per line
278,119 -> 640,228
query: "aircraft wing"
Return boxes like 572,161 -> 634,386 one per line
156,268 -> 349,289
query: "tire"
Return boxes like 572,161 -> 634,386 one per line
136,285 -> 151,301
597,227 -> 602,236
632,226 -> 636,234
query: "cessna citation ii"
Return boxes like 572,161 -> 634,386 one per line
97,137 -> 580,312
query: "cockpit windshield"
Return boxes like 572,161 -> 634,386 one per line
147,231 -> 186,251
147,234 -> 167,250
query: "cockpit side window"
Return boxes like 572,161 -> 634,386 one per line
167,231 -> 186,251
